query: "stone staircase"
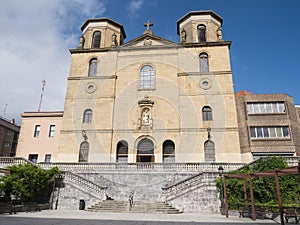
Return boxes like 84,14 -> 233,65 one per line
87,200 -> 182,214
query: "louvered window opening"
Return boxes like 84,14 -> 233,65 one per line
92,31 -> 101,48
163,140 -> 175,163
137,139 -> 154,155
117,141 -> 128,162
197,25 -> 206,43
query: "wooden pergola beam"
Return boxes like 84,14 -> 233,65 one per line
222,165 -> 300,225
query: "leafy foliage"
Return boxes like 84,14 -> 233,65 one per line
217,157 -> 300,207
0,164 -> 59,203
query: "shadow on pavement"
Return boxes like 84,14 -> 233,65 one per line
0,217 -> 276,225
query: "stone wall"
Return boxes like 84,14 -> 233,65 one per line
54,170 -> 221,213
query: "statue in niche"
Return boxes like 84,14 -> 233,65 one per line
217,27 -> 223,41
142,108 -> 150,125
111,33 -> 117,47
78,35 -> 85,49
181,28 -> 187,43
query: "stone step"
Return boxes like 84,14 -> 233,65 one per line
86,200 -> 182,214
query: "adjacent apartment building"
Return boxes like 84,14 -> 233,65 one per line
16,111 -> 63,163
235,90 -> 300,161
0,117 -> 20,157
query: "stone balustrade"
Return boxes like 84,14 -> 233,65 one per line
39,162 -> 245,173
0,156 -> 298,173
62,171 -> 107,196
162,172 -> 218,201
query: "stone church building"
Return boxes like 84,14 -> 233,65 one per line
58,10 -> 243,164
12,10 -> 299,213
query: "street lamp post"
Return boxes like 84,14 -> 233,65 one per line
218,165 -> 225,215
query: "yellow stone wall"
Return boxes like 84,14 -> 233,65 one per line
58,12 -> 242,163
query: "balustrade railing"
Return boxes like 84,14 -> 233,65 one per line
39,162 -> 245,173
1,156 -> 298,173
0,157 -> 33,167
162,172 -> 218,201
62,171 -> 107,197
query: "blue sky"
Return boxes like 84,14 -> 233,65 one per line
1,0 -> 300,124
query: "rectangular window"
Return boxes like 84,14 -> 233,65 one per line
29,154 -> 38,163
256,127 -> 263,138
45,154 -> 51,163
247,102 -> 286,114
250,126 -> 290,139
49,125 -> 55,138
34,125 -> 41,138
282,127 -> 289,137
266,103 -> 272,112
269,127 -> 276,137
263,127 -> 269,138
276,127 -> 283,137
250,127 -> 256,138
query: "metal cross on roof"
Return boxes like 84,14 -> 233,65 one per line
144,20 -> 153,30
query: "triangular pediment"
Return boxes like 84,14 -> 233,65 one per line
121,33 -> 179,48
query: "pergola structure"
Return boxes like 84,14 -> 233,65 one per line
222,166 -> 300,225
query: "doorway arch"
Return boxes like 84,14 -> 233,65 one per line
137,138 -> 154,162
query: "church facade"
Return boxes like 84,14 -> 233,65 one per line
57,10 -> 242,163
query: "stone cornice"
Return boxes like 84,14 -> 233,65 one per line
60,127 -> 238,134
180,41 -> 232,48
178,71 -> 232,76
70,41 -> 231,54
68,75 -> 117,80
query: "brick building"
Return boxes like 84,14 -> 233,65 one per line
235,90 -> 300,161
0,117 -> 20,157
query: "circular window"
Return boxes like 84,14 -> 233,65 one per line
200,78 -> 212,90
86,82 -> 97,93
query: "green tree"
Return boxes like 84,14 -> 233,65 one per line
0,164 -> 59,203
217,157 -> 300,207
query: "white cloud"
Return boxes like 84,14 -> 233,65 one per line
127,0 -> 144,16
0,0 -> 106,124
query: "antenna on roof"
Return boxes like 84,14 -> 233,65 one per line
3,104 -> 7,117
38,80 -> 46,112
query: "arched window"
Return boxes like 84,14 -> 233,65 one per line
79,141 -> 89,162
83,109 -> 92,123
202,106 -> 213,121
199,53 -> 209,72
92,31 -> 101,48
163,140 -> 175,163
204,140 -> 215,162
88,58 -> 98,77
197,25 -> 206,43
137,138 -> 154,162
140,65 -> 154,89
116,140 -> 128,162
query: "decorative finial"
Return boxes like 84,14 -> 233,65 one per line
143,20 -> 153,34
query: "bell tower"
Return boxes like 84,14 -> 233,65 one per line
78,18 -> 126,49
177,10 -> 223,44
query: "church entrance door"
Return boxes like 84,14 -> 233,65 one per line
137,138 -> 154,162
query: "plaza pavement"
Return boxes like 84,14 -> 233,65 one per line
0,210 -> 278,225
